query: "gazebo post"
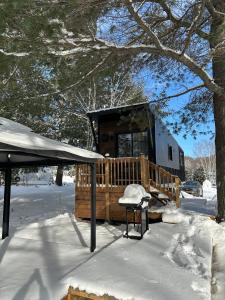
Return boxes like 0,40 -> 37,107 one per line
90,162 -> 96,252
2,168 -> 12,239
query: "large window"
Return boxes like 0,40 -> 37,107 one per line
118,131 -> 148,157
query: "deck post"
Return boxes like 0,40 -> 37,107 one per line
2,168 -> 12,239
140,154 -> 148,188
90,162 -> 96,252
105,158 -> 110,221
175,177 -> 180,208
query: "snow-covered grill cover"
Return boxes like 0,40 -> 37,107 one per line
118,184 -> 151,207
0,117 -> 103,165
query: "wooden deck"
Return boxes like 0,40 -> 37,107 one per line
75,155 -> 181,222
62,287 -> 118,300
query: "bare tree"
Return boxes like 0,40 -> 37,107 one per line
72,74 -> 146,149
193,140 -> 216,183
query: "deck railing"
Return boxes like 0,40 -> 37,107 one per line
76,155 -> 181,207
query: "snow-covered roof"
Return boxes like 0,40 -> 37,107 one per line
0,117 -> 103,167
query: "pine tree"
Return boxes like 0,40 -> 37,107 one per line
193,167 -> 206,185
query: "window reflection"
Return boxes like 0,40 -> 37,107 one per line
118,131 -> 148,157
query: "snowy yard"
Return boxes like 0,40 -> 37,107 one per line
0,182 -> 225,300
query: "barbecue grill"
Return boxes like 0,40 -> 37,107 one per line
118,184 -> 151,239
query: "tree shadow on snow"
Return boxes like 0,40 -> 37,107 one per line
12,268 -> 49,300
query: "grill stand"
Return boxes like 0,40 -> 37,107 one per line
124,204 -> 149,240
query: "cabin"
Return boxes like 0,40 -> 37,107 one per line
75,102 -> 185,222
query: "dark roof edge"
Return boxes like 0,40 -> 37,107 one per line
87,101 -> 149,117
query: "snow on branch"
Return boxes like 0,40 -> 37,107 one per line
0,49 -> 29,57
48,47 -> 91,56
47,33 -> 223,96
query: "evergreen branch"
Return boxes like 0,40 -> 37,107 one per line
0,49 -> 29,57
150,84 -> 206,103
0,65 -> 18,89
149,0 -> 209,40
125,0 -> 162,48
181,0 -> 206,55
205,0 -> 225,19
24,52 -> 111,100
48,36 -> 223,96
92,38 -> 224,96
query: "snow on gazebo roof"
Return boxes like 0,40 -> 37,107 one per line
0,117 -> 103,167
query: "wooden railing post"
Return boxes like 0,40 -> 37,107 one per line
105,158 -> 110,221
175,177 -> 181,208
140,154 -> 148,188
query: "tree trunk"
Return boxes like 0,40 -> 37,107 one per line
55,165 -> 64,186
211,1 -> 225,220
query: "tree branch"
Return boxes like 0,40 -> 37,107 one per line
150,0 -> 210,40
205,0 -> 225,19
24,52 -> 112,100
125,0 -> 162,48
181,0 -> 206,54
47,36 -> 224,96
150,83 -> 206,103
0,48 -> 29,57
95,38 -> 224,96
1,65 -> 18,88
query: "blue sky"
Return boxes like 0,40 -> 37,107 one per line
135,71 -> 214,157
165,95 -> 214,157
175,128 -> 214,157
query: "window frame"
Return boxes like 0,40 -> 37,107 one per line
117,130 -> 148,157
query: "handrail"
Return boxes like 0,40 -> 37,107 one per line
75,155 -> 181,207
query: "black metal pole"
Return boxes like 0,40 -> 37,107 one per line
2,168 -> 12,239
90,163 -> 96,252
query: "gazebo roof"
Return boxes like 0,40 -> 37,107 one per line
0,117 -> 99,252
0,117 -> 103,167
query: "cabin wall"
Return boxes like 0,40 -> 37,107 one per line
155,118 -> 181,170
97,109 -> 155,160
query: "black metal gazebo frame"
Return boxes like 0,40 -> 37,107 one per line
1,152 -> 97,252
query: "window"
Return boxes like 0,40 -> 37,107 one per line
118,131 -> 148,157
168,145 -> 173,161
118,133 -> 132,157
179,150 -> 184,166
133,132 -> 148,156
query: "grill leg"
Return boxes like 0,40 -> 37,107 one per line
126,208 -> 128,238
146,209 -> 149,231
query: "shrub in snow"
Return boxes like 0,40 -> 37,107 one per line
193,167 -> 206,185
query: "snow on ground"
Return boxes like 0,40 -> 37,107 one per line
0,181 -> 224,300
0,183 -> 122,300
62,215 -> 215,300
180,182 -> 217,216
